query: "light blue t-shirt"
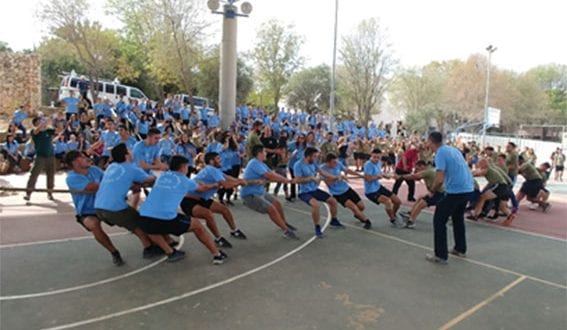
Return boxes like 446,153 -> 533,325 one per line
101,131 -> 120,157
140,171 -> 198,220
12,109 -> 27,124
320,162 -> 349,196
94,162 -> 149,211
66,166 -> 104,216
240,158 -> 270,198
159,138 -> 175,156
293,160 -> 319,194
435,145 -> 474,194
363,160 -> 382,194
188,165 -> 225,200
133,141 -> 160,173
64,96 -> 79,114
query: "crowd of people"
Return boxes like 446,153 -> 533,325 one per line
1,94 -> 563,266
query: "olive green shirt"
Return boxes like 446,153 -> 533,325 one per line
485,165 -> 510,185
320,141 -> 338,158
506,151 -> 519,177
520,162 -> 542,181
247,131 -> 263,157
420,167 -> 445,193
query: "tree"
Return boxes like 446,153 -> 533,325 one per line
339,18 -> 396,128
527,64 -> 567,120
0,41 -> 13,52
285,65 -> 332,114
253,19 -> 303,111
38,0 -> 119,100
195,47 -> 254,106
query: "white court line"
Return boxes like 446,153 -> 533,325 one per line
42,205 -> 331,330
0,236 -> 185,301
345,223 -> 567,290
439,276 -> 527,330
0,233 -> 129,249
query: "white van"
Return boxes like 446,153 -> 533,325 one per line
58,71 -> 149,105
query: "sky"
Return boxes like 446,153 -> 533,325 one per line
1,0 -> 566,72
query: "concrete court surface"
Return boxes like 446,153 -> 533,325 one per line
0,174 -> 566,330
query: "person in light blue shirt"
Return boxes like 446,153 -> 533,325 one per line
138,155 -> 227,264
293,147 -> 343,237
208,113 -> 220,129
425,132 -> 474,264
66,134 -> 79,151
98,119 -> 120,164
2,134 -> 22,170
363,148 -> 401,225
240,145 -> 298,239
132,128 -> 168,174
176,134 -> 197,172
319,153 -> 372,229
94,143 -> 161,259
11,104 -> 29,139
64,150 -> 124,266
159,133 -> 176,164
53,134 -> 68,162
63,91 -> 79,119
117,124 -> 137,150
180,152 -> 247,248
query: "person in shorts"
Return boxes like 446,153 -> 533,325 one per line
397,160 -> 445,229
94,143 -> 166,259
139,156 -> 228,264
293,147 -> 344,238
319,153 -> 372,229
240,145 -> 298,239
515,156 -> 551,220
363,148 -> 402,226
180,152 -> 247,249
65,150 -> 124,266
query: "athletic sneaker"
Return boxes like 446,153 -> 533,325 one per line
450,249 -> 466,258
363,220 -> 372,230
286,223 -> 298,231
143,245 -> 164,259
408,197 -> 416,202
315,225 -> 324,238
47,194 -> 54,201
502,213 -> 516,226
169,240 -> 179,248
425,253 -> 448,265
329,219 -> 345,229
166,249 -> 186,263
390,218 -> 401,228
399,212 -> 410,220
213,250 -> 228,265
111,251 -> 125,266
215,237 -> 233,248
230,229 -> 247,239
404,221 -> 416,229
283,229 -> 299,240
23,194 -> 30,201
541,202 -> 551,213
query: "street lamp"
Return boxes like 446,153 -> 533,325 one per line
208,0 -> 252,130
482,44 -> 497,146
329,0 -> 339,132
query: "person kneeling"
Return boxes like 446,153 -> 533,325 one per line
138,155 -> 228,264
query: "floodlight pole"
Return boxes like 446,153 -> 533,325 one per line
329,0 -> 339,132
482,45 -> 497,146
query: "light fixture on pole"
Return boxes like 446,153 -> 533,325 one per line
482,44 -> 497,146
209,0 -> 253,130
329,0 -> 339,131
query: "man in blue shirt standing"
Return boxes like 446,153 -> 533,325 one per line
241,145 -> 298,239
293,147 -> 344,238
139,155 -> 228,264
64,150 -> 124,266
63,90 -> 80,120
426,132 -> 474,265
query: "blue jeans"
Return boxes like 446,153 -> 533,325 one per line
433,192 -> 473,260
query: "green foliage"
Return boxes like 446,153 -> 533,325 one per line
285,64 -> 331,114
0,41 -> 13,52
253,19 -> 304,109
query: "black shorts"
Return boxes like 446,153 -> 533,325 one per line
491,184 -> 513,201
139,213 -> 191,236
423,192 -> 445,207
556,165 -> 564,172
172,113 -> 181,120
182,119 -> 190,125
299,189 -> 331,204
181,197 -> 214,216
365,186 -> 394,204
334,187 -> 362,207
75,214 -> 100,231
520,179 -> 544,199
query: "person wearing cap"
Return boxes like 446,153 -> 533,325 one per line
24,116 -> 57,202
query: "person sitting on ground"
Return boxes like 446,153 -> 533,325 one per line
64,150 -> 124,266
363,148 -> 402,226
138,155 -> 228,264
180,152 -> 247,249
293,147 -> 344,238
240,145 -> 299,240
397,160 -> 445,229
94,143 -> 167,259
319,153 -> 372,229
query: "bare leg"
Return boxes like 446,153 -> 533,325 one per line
189,219 -> 219,255
273,199 -> 287,223
132,227 -> 152,248
344,199 -> 367,222
267,204 -> 288,230
83,217 -> 118,253
309,199 -> 320,225
210,201 -> 237,230
327,197 -> 338,218
148,234 -> 174,254
192,206 -> 222,238
391,194 -> 402,214
410,199 -> 428,222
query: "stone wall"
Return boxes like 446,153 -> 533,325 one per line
0,53 -> 41,116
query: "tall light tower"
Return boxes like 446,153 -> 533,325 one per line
482,44 -> 497,146
208,0 -> 252,130
329,0 -> 339,131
